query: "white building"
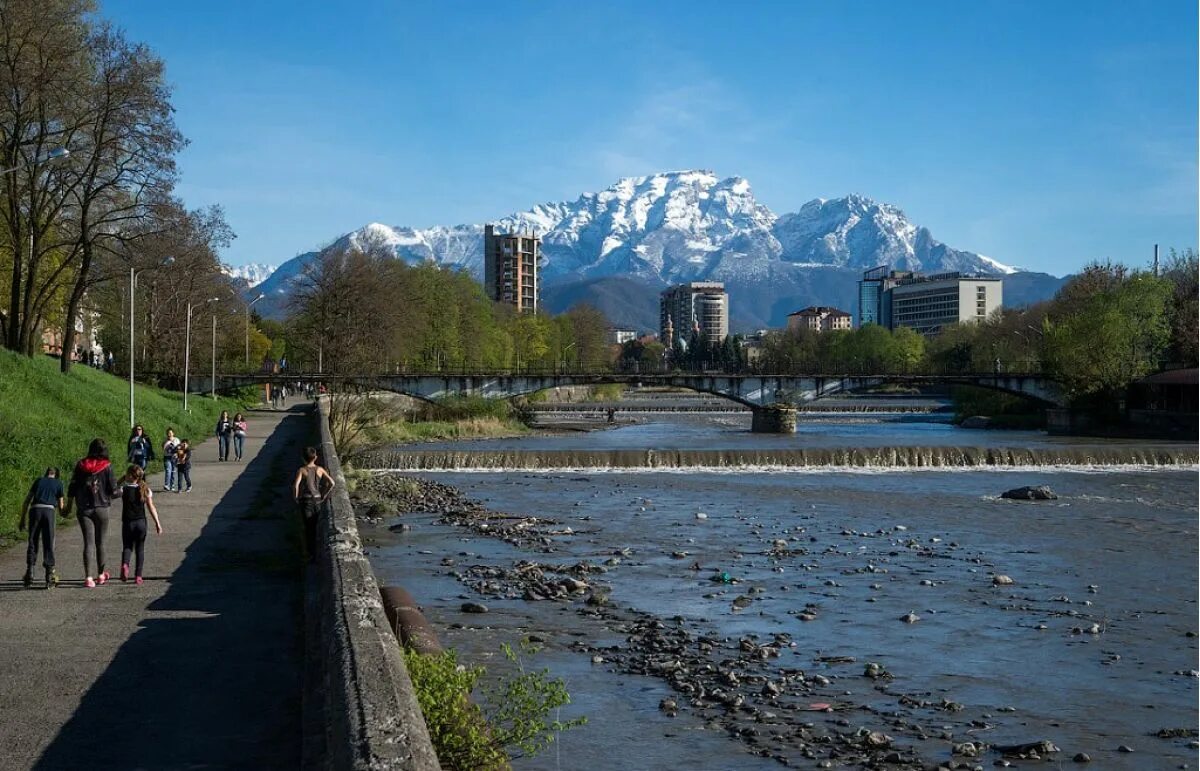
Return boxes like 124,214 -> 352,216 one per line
888,274 -> 1003,335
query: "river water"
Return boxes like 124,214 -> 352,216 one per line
363,409 -> 1198,769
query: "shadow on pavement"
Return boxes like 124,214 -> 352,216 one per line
34,407 -> 310,770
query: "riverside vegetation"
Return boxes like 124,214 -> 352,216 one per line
0,349 -> 245,541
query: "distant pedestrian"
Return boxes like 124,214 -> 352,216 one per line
215,410 -> 233,461
127,424 -> 155,470
270,387 -> 280,409
65,439 -> 121,588
105,351 -> 114,371
292,447 -> 334,563
119,465 -> 163,585
19,467 -> 65,588
174,440 -> 193,493
162,428 -> 181,491
232,413 -> 248,461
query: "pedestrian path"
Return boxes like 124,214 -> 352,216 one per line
0,406 -> 310,770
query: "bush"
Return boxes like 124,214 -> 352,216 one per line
403,642 -> 585,770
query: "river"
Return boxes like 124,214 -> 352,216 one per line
361,403 -> 1198,770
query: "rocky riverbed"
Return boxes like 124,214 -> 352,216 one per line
356,469 -> 1200,770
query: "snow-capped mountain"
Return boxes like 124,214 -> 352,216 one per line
255,170 -> 1029,325
223,262 -> 277,288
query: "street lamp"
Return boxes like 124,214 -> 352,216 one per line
184,297 -> 218,412
560,341 -> 577,373
245,292 -> 265,367
211,311 -> 218,400
0,146 -> 69,176
125,256 -> 174,428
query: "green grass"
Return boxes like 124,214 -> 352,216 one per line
373,416 -> 528,445
0,349 -> 247,543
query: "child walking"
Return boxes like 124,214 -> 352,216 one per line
119,466 -> 163,584
175,440 -> 193,493
19,467 -> 65,588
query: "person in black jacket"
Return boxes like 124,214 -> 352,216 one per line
127,425 -> 155,470
65,438 -> 121,588
215,411 -> 233,462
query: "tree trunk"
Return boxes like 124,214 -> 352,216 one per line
60,239 -> 94,374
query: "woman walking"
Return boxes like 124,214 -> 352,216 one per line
19,467 -> 65,588
119,466 -> 163,585
215,411 -> 233,462
232,413 -> 248,461
162,428 -> 181,491
65,439 -> 121,588
127,425 -> 155,470
175,440 -> 193,493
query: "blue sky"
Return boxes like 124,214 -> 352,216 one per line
102,0 -> 1197,276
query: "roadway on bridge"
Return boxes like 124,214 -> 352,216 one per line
0,406 -> 308,770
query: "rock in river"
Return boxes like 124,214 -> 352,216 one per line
1000,485 -> 1058,501
461,601 -> 489,613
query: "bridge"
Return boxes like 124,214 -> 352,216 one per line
201,371 -> 1066,433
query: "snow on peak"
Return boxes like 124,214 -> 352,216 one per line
222,262 -> 276,288
260,172 -> 1011,297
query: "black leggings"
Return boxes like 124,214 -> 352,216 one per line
122,519 -> 148,577
77,508 -> 109,577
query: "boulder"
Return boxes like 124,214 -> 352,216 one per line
1000,485 -> 1058,501
461,601 -> 489,613
960,415 -> 991,429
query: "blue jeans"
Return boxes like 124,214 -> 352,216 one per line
234,433 -> 245,459
164,457 -> 176,489
217,434 -> 230,461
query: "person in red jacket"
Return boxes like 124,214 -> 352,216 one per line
64,438 -> 121,588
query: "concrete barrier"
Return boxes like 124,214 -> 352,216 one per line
311,398 -> 441,770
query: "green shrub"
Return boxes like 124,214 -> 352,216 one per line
0,350 -> 247,542
403,642 -> 585,770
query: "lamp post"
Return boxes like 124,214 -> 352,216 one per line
211,312 -> 217,400
125,256 -> 174,428
245,292 -> 265,367
184,297 -> 218,412
560,341 -> 576,374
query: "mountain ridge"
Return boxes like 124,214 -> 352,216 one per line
252,170 -> 1056,326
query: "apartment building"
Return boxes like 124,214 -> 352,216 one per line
483,224 -> 539,312
660,282 -> 728,349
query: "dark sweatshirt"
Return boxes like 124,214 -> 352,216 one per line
67,457 -> 120,510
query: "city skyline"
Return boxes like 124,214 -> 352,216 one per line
102,0 -> 1198,277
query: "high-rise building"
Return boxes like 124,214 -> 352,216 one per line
857,265 -> 914,327
859,266 -> 1003,335
660,282 -> 728,349
786,306 -> 852,333
484,224 -> 539,312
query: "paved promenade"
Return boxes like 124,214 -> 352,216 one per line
0,406 -> 309,770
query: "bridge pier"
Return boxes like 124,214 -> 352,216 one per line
751,405 -> 797,433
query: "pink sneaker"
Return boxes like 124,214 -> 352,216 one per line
120,564 -> 129,582
84,577 -> 96,588
98,571 -> 110,585
135,576 -> 143,586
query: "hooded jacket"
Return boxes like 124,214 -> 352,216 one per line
68,457 -> 120,509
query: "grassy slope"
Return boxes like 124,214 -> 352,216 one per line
0,350 -> 246,542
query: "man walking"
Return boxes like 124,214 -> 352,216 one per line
292,447 -> 334,563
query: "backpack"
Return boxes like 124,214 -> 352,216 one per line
83,470 -> 105,508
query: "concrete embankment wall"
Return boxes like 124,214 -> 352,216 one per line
311,399 -> 441,770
